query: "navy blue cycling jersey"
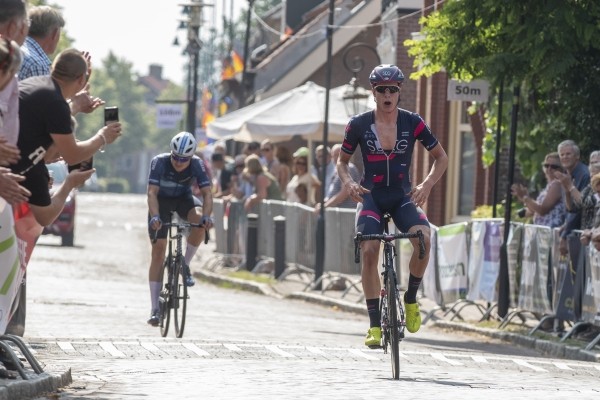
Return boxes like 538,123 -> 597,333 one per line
341,109 -> 439,192
148,153 -> 211,197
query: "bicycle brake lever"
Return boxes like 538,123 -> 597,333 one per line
417,230 -> 425,259
204,227 -> 210,244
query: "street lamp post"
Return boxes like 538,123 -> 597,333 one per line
341,42 -> 380,116
178,2 -> 213,135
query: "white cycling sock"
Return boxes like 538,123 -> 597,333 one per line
185,244 -> 199,266
150,281 -> 161,312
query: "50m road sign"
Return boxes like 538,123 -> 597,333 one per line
447,79 -> 490,102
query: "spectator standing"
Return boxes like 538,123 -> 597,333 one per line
11,48 -> 122,226
285,146 -> 320,206
210,152 -> 232,198
242,154 -> 282,212
0,36 -> 29,205
260,139 -> 286,191
554,140 -> 591,255
559,151 -> 600,245
18,5 -> 64,80
274,145 -> 292,191
511,152 -> 566,228
312,144 -> 335,191
314,143 -> 360,212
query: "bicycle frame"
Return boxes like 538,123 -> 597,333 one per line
354,215 -> 425,379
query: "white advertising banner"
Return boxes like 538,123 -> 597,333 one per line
0,201 -> 22,334
436,222 -> 469,304
467,220 -> 502,302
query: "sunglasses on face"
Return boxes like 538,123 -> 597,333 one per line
261,147 -> 272,152
374,86 -> 400,94
542,163 -> 562,170
295,161 -> 307,166
171,154 -> 191,163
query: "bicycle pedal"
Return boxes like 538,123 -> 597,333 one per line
367,344 -> 383,349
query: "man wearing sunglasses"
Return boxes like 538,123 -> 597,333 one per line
337,64 -> 448,347
146,131 -> 214,326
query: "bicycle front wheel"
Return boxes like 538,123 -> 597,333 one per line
159,258 -> 171,338
387,274 -> 400,380
173,258 -> 188,338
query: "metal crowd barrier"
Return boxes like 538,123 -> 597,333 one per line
210,199 -> 600,349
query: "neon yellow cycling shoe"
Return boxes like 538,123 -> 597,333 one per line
364,326 -> 382,347
405,302 -> 421,333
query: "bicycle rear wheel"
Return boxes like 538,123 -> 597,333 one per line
159,258 -> 172,337
386,273 -> 400,380
173,258 -> 188,338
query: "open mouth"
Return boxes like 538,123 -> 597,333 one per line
383,100 -> 393,106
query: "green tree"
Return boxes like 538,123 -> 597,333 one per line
405,0 -> 600,177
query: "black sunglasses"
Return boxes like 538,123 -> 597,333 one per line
374,86 -> 400,94
542,164 -> 562,170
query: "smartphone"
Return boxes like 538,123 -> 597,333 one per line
104,106 -> 119,125
68,156 -> 93,173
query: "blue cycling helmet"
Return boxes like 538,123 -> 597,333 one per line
170,131 -> 197,157
369,64 -> 404,87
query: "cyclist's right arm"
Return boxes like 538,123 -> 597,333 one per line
147,184 -> 162,230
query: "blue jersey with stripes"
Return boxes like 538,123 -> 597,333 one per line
341,109 -> 439,193
148,153 -> 211,197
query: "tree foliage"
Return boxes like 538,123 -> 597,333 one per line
405,0 -> 600,178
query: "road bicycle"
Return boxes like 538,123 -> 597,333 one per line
153,214 -> 208,338
354,214 -> 425,380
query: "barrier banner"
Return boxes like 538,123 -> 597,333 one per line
422,226 -> 442,305
436,223 -> 469,304
467,220 -> 501,303
397,238 -> 412,291
568,233 -> 585,321
554,254 -> 577,322
0,201 -> 21,334
517,225 -> 552,314
581,246 -> 597,322
589,247 -> 600,326
506,223 -> 522,308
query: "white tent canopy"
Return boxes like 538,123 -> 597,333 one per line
206,81 -> 375,143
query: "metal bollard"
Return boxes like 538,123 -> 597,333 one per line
274,216 -> 286,279
246,213 -> 259,271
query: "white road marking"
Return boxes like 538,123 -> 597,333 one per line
513,359 -> 547,372
265,345 -> 296,358
348,349 -> 379,361
554,362 -> 572,370
99,342 -> 126,358
182,343 -> 210,356
307,346 -> 326,355
56,341 -> 75,352
140,342 -> 161,353
471,355 -> 488,363
431,352 -> 463,366
223,343 -> 242,352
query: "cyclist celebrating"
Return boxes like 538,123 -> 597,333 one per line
337,64 -> 448,346
146,131 -> 213,326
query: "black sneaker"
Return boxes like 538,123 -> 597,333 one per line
147,310 -> 159,327
183,263 -> 195,287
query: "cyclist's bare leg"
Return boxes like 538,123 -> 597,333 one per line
407,225 -> 431,278
186,207 -> 205,247
150,239 -> 167,281
361,240 -> 382,299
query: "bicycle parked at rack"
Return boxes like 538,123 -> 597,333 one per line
153,213 -> 208,338
354,213 -> 425,380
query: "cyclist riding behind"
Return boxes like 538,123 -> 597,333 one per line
337,64 -> 448,347
146,131 -> 214,326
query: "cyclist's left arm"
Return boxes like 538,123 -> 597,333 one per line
199,185 -> 213,229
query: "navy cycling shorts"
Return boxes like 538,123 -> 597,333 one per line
356,187 -> 429,235
148,194 -> 202,240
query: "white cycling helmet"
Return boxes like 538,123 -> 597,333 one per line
170,131 -> 197,157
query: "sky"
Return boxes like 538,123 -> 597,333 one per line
51,0 -> 245,85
